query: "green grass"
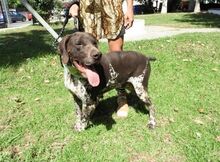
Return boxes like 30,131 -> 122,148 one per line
0,20 -> 220,161
135,12 -> 220,28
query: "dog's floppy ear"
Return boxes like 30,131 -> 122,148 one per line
58,35 -> 71,65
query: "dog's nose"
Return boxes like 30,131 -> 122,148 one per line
92,52 -> 101,60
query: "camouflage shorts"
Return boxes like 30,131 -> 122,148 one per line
79,0 -> 124,40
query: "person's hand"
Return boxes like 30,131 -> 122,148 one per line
69,4 -> 79,17
124,9 -> 134,29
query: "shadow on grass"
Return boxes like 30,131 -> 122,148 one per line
0,29 -> 56,68
175,13 -> 220,28
92,93 -> 148,130
0,26 -> 74,68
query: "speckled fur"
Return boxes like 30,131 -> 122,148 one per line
59,32 -> 156,131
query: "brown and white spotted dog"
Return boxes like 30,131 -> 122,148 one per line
59,32 -> 156,131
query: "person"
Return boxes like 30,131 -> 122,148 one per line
68,0 -> 134,117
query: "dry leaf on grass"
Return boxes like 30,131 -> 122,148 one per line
197,108 -> 205,114
212,68 -> 218,72
12,97 -> 22,103
44,79 -> 50,83
182,58 -> 192,62
169,118 -> 175,123
34,98 -> 40,101
173,108 -> 179,112
163,133 -> 172,144
195,132 -> 202,138
194,119 -> 204,125
215,136 -> 220,142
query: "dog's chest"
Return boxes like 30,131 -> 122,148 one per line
106,63 -> 119,87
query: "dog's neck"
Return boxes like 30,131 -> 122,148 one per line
64,64 -> 86,80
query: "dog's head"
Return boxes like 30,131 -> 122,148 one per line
59,32 -> 101,66
58,32 -> 102,87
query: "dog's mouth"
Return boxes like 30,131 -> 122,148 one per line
73,60 -> 100,87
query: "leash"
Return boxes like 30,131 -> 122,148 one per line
52,5 -> 79,67
52,8 -> 79,49
21,0 -> 80,67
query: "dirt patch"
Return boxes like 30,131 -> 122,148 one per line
130,151 -> 186,162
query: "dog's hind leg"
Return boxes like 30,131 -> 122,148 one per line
133,84 -> 156,129
128,75 -> 156,129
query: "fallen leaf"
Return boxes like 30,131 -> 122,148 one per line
163,133 -> 172,144
50,59 -> 57,66
12,97 -> 22,103
182,59 -> 192,62
35,98 -> 40,101
195,132 -> 202,138
18,68 -> 24,73
215,136 -> 220,142
44,79 -> 50,83
174,108 -> 179,112
18,101 -> 25,105
212,51 -> 216,54
11,146 -> 20,158
212,68 -> 218,72
198,108 -> 205,114
194,119 -> 204,125
169,118 -> 175,123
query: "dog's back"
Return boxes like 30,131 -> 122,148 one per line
102,51 -> 155,79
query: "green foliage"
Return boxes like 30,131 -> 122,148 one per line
8,0 -> 63,21
8,0 -> 20,8
28,0 -> 54,21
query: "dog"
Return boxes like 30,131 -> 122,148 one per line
58,32 -> 156,131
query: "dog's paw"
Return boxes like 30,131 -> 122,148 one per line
74,123 -> 86,132
147,120 -> 156,129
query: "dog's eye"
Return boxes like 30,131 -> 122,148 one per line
75,41 -> 82,46
75,44 -> 83,49
75,42 -> 82,46
93,42 -> 98,47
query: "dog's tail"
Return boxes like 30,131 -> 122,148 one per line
148,56 -> 156,61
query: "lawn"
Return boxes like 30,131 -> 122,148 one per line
135,12 -> 220,28
0,14 -> 220,161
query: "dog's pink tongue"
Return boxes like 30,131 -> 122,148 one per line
73,61 -> 100,87
84,69 -> 100,87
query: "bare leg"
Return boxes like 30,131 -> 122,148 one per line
108,36 -> 123,51
108,36 -> 129,117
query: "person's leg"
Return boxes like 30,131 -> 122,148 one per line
108,36 -> 123,52
102,0 -> 129,117
108,36 -> 129,117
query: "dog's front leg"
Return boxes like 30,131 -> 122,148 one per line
73,95 -> 96,131
79,103 -> 96,131
64,66 -> 96,131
